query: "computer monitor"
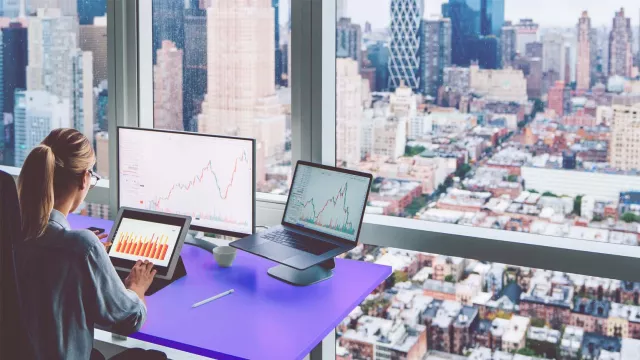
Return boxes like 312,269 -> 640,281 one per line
117,127 -> 256,237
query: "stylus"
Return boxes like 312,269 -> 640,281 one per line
191,289 -> 235,308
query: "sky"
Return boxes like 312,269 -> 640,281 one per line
277,0 -> 640,29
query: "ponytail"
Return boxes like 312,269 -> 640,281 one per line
18,145 -> 56,239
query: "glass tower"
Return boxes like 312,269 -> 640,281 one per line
388,0 -> 424,91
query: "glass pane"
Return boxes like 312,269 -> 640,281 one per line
152,0 -> 292,194
1,2 -> 110,179
337,1 -> 640,248
337,245 -> 640,359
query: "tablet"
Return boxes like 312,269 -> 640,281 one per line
107,208 -> 191,280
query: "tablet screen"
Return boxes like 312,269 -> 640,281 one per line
109,218 -> 181,268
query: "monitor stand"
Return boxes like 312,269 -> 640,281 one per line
185,230 -> 215,252
268,258 -> 335,286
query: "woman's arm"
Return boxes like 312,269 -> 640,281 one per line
83,238 -> 148,334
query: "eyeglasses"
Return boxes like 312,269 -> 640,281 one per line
88,169 -> 101,189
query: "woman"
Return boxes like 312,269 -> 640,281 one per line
14,129 -> 158,360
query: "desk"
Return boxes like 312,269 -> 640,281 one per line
70,215 -> 391,360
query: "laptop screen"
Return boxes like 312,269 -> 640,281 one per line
283,163 -> 372,243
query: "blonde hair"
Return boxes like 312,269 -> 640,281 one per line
18,129 -> 95,239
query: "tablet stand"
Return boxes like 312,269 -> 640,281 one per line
267,258 -> 335,286
116,256 -> 187,296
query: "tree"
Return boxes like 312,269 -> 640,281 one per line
405,145 -> 426,157
530,318 -> 546,328
405,196 -> 427,217
444,275 -> 456,283
455,163 -> 472,179
573,195 -> 584,216
533,99 -> 545,114
542,191 -> 558,198
444,177 -> 454,188
517,348 -> 537,357
507,175 -> 519,183
622,213 -> 639,223
394,271 -> 408,284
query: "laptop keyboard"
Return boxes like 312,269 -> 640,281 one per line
263,229 -> 338,255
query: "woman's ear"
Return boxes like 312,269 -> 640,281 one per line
80,170 -> 90,191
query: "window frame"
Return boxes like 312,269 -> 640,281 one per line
314,0 -> 640,281
127,0 -> 640,282
3,0 -> 639,282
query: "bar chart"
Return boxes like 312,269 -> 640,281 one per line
114,232 -> 170,261
109,218 -> 181,267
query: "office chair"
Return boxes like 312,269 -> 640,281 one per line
0,170 -> 33,359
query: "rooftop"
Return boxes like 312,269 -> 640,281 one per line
521,283 -> 573,309
341,316 -> 427,354
581,333 -> 622,359
573,298 -> 611,318
527,326 -> 561,344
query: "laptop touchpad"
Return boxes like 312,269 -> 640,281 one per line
250,243 -> 300,261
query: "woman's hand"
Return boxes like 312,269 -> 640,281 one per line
125,260 -> 156,300
93,230 -> 111,251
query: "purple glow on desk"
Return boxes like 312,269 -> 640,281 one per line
69,215 -> 391,360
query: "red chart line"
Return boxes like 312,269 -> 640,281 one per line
151,151 -> 248,209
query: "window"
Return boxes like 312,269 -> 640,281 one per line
336,1 -> 640,251
151,0 -> 292,195
0,2 -> 110,179
337,245 -> 640,359
335,1 -> 640,359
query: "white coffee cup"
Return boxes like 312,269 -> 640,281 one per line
212,246 -> 237,268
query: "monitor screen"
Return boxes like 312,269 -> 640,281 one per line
109,217 -> 181,268
283,163 -> 371,242
118,128 -> 255,237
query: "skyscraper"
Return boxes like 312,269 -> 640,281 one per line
77,0 -> 106,25
608,7 -> 633,77
367,42 -> 390,92
336,58 -> 362,167
13,90 -> 70,167
27,9 -> 78,101
564,45 -> 571,85
152,0 -> 184,65
542,32 -> 566,82
443,0 -> 481,67
501,21 -> 517,68
576,11 -> 591,91
273,0 -> 282,86
610,104 -> 640,171
337,17 -> 363,66
71,49 -> 93,146
547,80 -> 566,117
95,80 -> 108,132
29,0 -> 77,16
154,40 -> 183,131
514,19 -> 539,56
525,42 -> 543,58
2,22 -> 27,117
79,15 -> 107,87
198,0 -> 285,162
480,0 -> 504,37
421,17 -> 451,97
1,0 -> 20,17
389,0 -> 424,91
183,5 -> 207,131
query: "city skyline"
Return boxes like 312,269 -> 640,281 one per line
343,0 -> 640,28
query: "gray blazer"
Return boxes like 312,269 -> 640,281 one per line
14,210 -> 147,360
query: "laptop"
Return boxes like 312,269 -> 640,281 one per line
231,161 -> 372,270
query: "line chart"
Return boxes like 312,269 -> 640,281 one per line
118,129 -> 254,235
